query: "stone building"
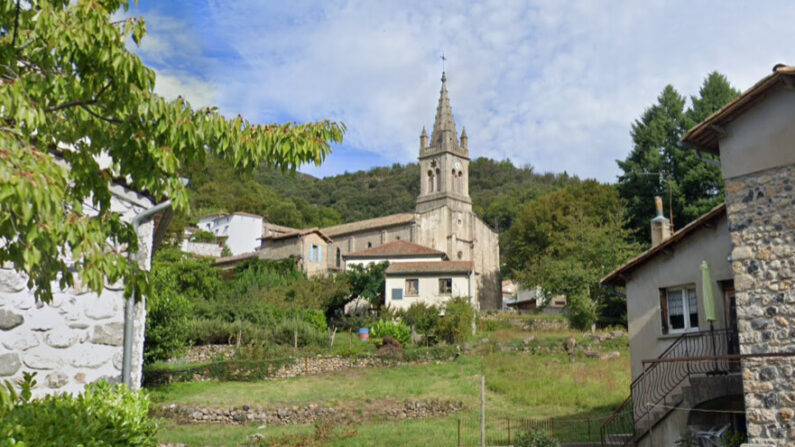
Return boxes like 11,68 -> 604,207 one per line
0,183 -> 170,397
323,73 -> 500,309
599,64 -> 795,447
231,73 -> 502,309
681,64 -> 795,446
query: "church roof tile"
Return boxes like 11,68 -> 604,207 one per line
385,261 -> 474,275
345,241 -> 446,258
321,213 -> 415,237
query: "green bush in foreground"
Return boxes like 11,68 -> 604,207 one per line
371,319 -> 410,345
436,297 -> 475,344
0,374 -> 157,447
514,429 -> 560,447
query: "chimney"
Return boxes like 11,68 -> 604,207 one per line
650,196 -> 672,247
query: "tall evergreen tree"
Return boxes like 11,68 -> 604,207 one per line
617,73 -> 740,243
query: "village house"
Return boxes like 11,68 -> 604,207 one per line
214,73 -> 502,310
600,64 -> 795,447
0,183 -> 171,397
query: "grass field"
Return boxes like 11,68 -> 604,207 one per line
150,318 -> 630,446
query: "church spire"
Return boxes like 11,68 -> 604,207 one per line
430,72 -> 459,151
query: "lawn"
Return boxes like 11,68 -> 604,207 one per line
150,321 -> 630,446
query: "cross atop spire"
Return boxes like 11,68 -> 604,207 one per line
430,71 -> 458,151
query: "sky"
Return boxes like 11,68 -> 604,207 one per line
123,1 -> 795,182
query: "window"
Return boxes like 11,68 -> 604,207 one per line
660,286 -> 698,334
439,278 -> 452,294
405,279 -> 419,296
435,168 -> 441,191
392,288 -> 403,301
336,248 -> 341,268
367,242 -> 372,248
428,170 -> 435,192
309,244 -> 322,263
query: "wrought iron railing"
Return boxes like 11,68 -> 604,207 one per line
600,395 -> 634,447
600,327 -> 739,447
632,328 -> 739,422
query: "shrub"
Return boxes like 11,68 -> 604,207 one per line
0,374 -> 157,446
191,230 -> 218,243
436,297 -> 475,344
514,429 -> 559,447
186,318 -> 271,346
370,319 -> 410,345
144,290 -> 193,364
401,303 -> 440,344
269,319 -> 327,348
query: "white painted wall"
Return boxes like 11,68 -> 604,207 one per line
196,213 -> 263,256
385,273 -> 472,311
0,185 -> 154,397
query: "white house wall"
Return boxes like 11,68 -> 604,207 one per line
0,187 -> 154,397
385,274 -> 472,311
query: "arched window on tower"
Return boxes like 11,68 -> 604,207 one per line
427,170 -> 434,192
436,168 -> 441,192
457,170 -> 463,194
451,169 -> 457,193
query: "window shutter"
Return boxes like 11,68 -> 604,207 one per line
659,289 -> 669,335
392,288 -> 403,301
318,246 -> 322,263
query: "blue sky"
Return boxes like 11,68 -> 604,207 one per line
123,1 -> 795,182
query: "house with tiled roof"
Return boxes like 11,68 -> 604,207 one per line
195,211 -> 264,256
253,72 -> 501,310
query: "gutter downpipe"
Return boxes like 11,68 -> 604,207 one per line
122,199 -> 172,387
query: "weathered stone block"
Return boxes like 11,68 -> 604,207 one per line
91,322 -> 124,346
2,332 -> 39,351
83,297 -> 118,320
0,269 -> 26,293
0,309 -> 24,330
45,371 -> 68,389
44,327 -> 81,349
22,347 -> 63,370
69,347 -> 114,369
0,353 -> 21,376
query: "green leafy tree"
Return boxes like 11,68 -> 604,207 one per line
506,181 -> 641,328
346,262 -> 389,309
0,0 -> 344,302
617,73 -> 739,243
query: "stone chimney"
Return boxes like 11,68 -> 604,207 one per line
650,196 -> 672,247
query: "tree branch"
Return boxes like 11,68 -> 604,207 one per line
79,104 -> 123,124
11,0 -> 20,47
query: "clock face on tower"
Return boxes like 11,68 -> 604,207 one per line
454,161 -> 461,170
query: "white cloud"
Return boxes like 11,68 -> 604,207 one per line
153,73 -> 218,110
134,0 -> 795,181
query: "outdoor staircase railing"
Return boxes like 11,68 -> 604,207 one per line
600,327 -> 739,447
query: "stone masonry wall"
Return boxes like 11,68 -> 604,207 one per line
0,187 -> 153,397
725,163 -> 795,445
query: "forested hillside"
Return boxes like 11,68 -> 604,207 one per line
254,158 -> 580,231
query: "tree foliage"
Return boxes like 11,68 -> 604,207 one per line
345,261 -> 389,309
0,0 -> 344,302
617,72 -> 739,242
506,181 -> 641,328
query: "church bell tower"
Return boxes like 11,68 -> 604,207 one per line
416,72 -> 472,213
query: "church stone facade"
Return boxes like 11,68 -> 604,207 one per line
319,73 -> 501,310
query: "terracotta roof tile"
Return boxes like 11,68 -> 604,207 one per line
321,213 -> 415,237
261,228 -> 333,243
385,261 -> 473,275
345,241 -> 446,258
212,251 -> 259,266
682,65 -> 795,152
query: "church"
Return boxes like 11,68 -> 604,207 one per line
224,73 -> 501,310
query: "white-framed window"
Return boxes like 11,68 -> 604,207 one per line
439,278 -> 452,295
660,286 -> 699,334
405,279 -> 419,296
310,244 -> 322,263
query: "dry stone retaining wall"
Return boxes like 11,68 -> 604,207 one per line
155,400 -> 464,426
725,163 -> 795,445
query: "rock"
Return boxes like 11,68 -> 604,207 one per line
45,371 -> 68,389
91,322 -> 124,346
23,348 -> 63,369
0,353 -> 21,376
28,307 -> 60,331
69,348 -> 112,368
44,327 -> 80,348
584,350 -> 600,358
611,330 -> 625,338
564,337 -> 576,354
2,332 -> 39,351
522,336 -> 535,344
600,351 -> 621,360
0,309 -> 24,330
74,372 -> 86,383
83,297 -> 118,320
0,269 -> 26,293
